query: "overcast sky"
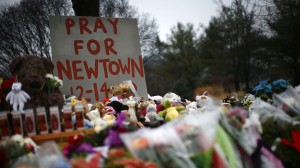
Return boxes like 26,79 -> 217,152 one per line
0,0 -> 233,41
129,0 -> 232,41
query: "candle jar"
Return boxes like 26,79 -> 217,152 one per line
74,104 -> 84,130
25,109 -> 36,137
50,106 -> 61,133
63,105 -> 73,132
36,107 -> 48,134
11,111 -> 23,135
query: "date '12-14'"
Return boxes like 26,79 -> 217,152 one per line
69,82 -> 137,102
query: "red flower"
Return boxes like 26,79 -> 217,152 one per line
69,134 -> 84,145
113,158 -> 159,168
108,148 -> 126,158
88,151 -> 102,168
1,76 -> 16,90
281,130 -> 300,154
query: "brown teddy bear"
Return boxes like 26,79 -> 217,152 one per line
9,55 -> 64,109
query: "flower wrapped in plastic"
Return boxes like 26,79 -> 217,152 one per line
253,80 -> 272,101
45,73 -> 63,89
273,86 -> 300,116
164,111 -> 221,168
121,127 -> 196,168
250,98 -> 293,124
0,134 -> 37,167
272,79 -> 290,94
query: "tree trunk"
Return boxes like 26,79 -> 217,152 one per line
71,0 -> 99,16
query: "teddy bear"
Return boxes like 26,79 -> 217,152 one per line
5,82 -> 30,113
108,86 -> 124,99
145,104 -> 163,122
91,102 -> 107,118
9,55 -> 64,109
195,91 -> 213,108
138,100 -> 156,116
180,101 -> 198,116
86,108 -> 107,129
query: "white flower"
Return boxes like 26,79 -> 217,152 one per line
11,134 -> 25,145
24,137 -> 38,149
45,74 -> 54,79
94,125 -> 103,133
46,74 -> 63,88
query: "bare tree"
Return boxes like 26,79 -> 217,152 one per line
98,0 -> 159,60
0,0 -> 72,78
71,0 -> 99,16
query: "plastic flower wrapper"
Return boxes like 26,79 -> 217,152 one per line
249,98 -> 293,124
272,79 -> 289,94
225,107 -> 249,130
253,80 -> 272,97
273,86 -> 300,116
11,155 -> 39,168
295,85 -> 300,94
160,110 -> 220,168
220,107 -> 258,155
121,128 -> 153,161
121,127 -> 196,168
221,105 -> 283,168
0,137 -> 32,167
36,141 -> 71,168
147,127 -> 196,168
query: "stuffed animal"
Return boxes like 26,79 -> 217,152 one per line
145,104 -> 163,122
65,95 -> 78,106
86,108 -> 107,129
138,100 -> 156,116
162,92 -> 181,104
91,102 -> 107,118
126,97 -> 138,123
195,92 -> 213,108
9,55 -> 64,109
148,94 -> 163,103
108,86 -> 124,99
158,100 -> 185,121
103,106 -> 116,126
5,82 -> 30,113
180,101 -> 198,116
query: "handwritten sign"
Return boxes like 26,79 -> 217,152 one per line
49,16 -> 147,102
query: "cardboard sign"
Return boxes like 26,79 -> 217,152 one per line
49,16 -> 148,103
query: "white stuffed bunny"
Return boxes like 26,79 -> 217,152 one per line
6,82 -> 30,113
